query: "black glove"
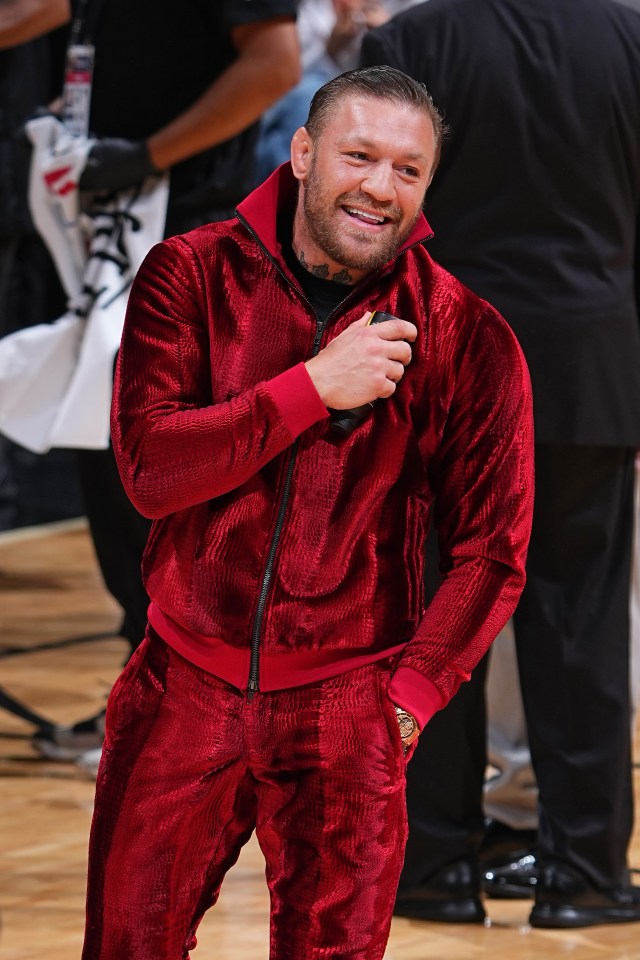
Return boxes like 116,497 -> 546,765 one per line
79,138 -> 158,192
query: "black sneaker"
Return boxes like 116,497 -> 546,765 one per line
394,859 -> 487,924
482,852 -> 538,899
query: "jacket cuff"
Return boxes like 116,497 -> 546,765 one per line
389,666 -> 448,731
266,362 -> 329,438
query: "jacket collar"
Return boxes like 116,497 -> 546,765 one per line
236,163 -> 434,270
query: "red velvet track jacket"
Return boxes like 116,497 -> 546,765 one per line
111,163 -> 534,729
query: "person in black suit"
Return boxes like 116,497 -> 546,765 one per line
361,0 -> 640,929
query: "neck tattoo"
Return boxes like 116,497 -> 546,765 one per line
298,250 -> 354,285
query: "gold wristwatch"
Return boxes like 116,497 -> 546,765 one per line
394,705 -> 420,750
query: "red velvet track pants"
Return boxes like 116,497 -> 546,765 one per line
82,634 -> 411,960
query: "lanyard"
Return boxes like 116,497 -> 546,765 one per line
62,0 -> 105,137
69,0 -> 108,46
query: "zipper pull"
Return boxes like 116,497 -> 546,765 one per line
247,678 -> 259,702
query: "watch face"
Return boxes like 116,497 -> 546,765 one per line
397,712 -> 417,740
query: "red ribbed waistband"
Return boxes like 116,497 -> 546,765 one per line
148,601 -> 407,692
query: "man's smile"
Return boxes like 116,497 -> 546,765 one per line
340,200 -> 400,229
343,205 -> 388,225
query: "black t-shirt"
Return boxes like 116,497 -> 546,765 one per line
285,246 -> 351,325
83,0 -> 297,230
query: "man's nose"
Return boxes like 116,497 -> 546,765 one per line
361,162 -> 395,202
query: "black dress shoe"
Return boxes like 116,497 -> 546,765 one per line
530,860 -> 640,928
482,852 -> 538,899
394,859 -> 486,924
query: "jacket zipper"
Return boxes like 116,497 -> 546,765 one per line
246,310 -> 329,700
236,210 -> 389,700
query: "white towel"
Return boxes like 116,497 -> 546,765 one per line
0,115 -> 169,453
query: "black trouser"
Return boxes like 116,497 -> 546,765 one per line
76,445 -> 151,652
401,444 -> 636,891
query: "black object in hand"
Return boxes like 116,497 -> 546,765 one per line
330,311 -> 403,437
79,138 -> 157,192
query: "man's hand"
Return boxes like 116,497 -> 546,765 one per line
79,138 -> 158,192
305,311 -> 417,410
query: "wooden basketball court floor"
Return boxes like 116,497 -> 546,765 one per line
1,518 -> 640,960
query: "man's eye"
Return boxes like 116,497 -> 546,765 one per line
400,167 -> 420,178
348,152 -> 369,161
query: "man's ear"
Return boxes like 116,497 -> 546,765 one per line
290,126 -> 313,181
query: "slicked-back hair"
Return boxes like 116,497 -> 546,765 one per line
304,65 -> 446,172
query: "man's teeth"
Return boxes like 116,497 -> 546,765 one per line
345,207 -> 385,223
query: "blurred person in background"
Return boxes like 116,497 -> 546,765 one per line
256,0 -> 425,182
361,0 -> 640,929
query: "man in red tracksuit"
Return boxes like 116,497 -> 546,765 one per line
83,66 -> 534,960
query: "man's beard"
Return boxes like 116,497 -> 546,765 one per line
302,163 -> 422,274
